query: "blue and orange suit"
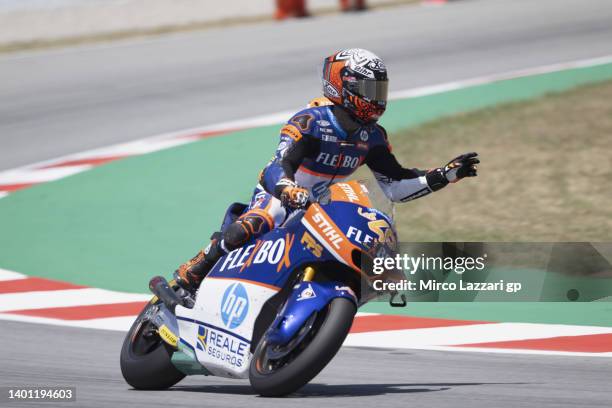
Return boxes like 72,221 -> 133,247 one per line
176,102 -> 449,286
241,102 -> 447,237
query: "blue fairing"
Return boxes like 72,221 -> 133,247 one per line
207,217 -> 330,289
320,200 -> 395,251
266,281 -> 357,346
208,200 -> 393,288
206,197 -> 394,347
208,199 -> 368,289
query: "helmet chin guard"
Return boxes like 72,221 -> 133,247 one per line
322,48 -> 388,123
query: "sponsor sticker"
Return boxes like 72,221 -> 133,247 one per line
367,219 -> 397,249
367,59 -> 386,71
220,283 -> 249,329
309,207 -> 344,249
347,226 -> 375,246
301,231 -> 323,257
338,182 -> 359,202
323,80 -> 340,98
316,152 -> 360,169
219,234 -> 294,273
352,64 -> 374,79
197,325 -> 248,368
158,325 -> 178,347
358,206 -> 378,221
297,283 -> 317,301
322,134 -> 338,142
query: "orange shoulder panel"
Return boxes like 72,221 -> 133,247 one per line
281,124 -> 303,142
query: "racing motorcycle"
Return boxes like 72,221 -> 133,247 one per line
120,180 -> 397,396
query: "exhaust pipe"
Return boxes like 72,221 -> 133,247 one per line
149,276 -> 182,312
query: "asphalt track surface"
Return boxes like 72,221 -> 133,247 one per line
1,320 -> 610,408
2,0 -> 612,170
2,0 -> 612,406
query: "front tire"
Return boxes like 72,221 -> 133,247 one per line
249,297 -> 356,397
120,302 -> 185,390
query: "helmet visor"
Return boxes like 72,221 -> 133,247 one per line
348,79 -> 389,103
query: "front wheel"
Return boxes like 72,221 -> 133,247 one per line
249,297 -> 356,397
120,302 -> 185,390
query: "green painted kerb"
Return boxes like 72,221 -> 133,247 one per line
1,62 -> 611,312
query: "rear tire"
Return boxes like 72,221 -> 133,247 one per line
120,302 -> 185,390
249,297 -> 356,397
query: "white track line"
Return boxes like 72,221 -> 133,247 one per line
0,166 -> 91,184
66,137 -> 198,160
0,288 -> 150,311
343,322 -> 612,349
0,268 -> 27,281
408,345 -> 612,358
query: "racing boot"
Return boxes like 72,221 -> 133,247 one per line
174,232 -> 226,293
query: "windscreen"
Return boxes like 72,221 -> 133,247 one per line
359,179 -> 395,224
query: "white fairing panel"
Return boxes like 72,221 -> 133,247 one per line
175,277 -> 279,378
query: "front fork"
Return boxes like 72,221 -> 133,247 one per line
265,266 -> 358,346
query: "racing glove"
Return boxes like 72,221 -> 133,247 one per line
424,152 -> 480,191
442,152 -> 480,183
275,178 -> 310,209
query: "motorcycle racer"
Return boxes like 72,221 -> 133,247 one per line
175,48 -> 479,291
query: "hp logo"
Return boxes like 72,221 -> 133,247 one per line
220,283 -> 249,329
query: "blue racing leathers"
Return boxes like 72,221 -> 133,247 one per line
257,104 -> 449,218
